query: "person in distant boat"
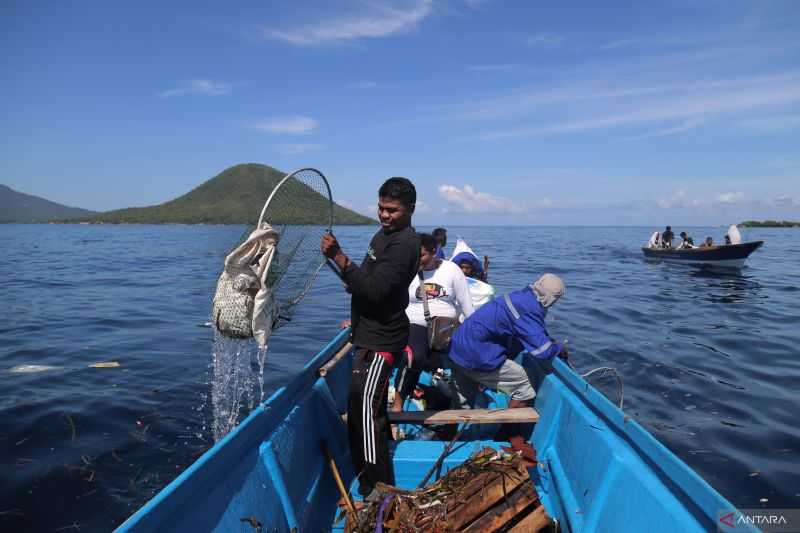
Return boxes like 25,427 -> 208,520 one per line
661,226 -> 675,248
700,236 -> 714,248
448,274 -> 567,461
392,233 -> 474,425
321,177 -> 421,500
724,234 -> 732,245
679,231 -> 695,249
432,227 -> 448,259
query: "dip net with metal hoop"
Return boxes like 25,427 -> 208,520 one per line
209,167 -> 333,440
256,167 -> 333,326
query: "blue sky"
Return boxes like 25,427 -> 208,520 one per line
2,0 -> 799,225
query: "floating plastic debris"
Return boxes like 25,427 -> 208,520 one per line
88,361 -> 120,368
8,364 -> 61,373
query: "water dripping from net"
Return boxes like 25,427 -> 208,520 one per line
209,331 -> 270,441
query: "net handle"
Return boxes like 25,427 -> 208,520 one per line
256,167 -> 334,230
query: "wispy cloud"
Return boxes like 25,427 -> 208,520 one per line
438,183 -> 522,214
525,32 -> 563,47
415,199 -> 432,214
277,143 -> 322,155
347,81 -> 379,89
656,189 -> 700,209
159,79 -> 231,98
773,195 -> 800,208
466,63 -> 519,73
261,0 -> 433,46
716,191 -> 745,205
624,118 -> 707,141
656,189 -> 749,209
477,72 -> 800,141
254,115 -> 318,135
599,36 -> 694,51
736,114 -> 800,134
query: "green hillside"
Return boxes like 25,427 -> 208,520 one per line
81,164 -> 375,225
1,184 -> 97,223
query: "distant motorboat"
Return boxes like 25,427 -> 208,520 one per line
642,241 -> 763,269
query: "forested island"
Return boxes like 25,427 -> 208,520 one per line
76,164 -> 374,225
3,164 -> 375,225
740,220 -> 800,228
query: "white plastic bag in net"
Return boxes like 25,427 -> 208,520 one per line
212,225 -> 279,345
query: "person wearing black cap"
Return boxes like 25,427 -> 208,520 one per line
661,226 -> 675,248
679,231 -> 695,249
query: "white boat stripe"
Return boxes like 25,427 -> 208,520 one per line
530,340 -> 552,356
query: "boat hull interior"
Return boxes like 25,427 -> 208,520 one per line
116,328 -> 755,533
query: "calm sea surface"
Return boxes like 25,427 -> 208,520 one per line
1,224 -> 798,531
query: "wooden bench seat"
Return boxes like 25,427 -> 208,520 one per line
388,407 -> 539,425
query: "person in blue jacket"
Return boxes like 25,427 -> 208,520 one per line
448,273 -> 567,455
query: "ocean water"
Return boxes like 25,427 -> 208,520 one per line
1,224 -> 798,531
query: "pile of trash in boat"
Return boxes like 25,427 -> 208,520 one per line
339,448 -> 554,532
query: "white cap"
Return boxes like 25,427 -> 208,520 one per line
530,273 -> 566,308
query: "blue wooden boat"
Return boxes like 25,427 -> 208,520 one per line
115,328 -> 755,532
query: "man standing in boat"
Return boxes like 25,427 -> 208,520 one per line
321,178 -> 420,499
448,273 -> 567,459
661,225 -> 675,248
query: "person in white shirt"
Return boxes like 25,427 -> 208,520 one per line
393,233 -> 475,416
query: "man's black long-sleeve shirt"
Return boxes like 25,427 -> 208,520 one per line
342,226 -> 420,352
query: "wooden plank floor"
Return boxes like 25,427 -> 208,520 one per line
388,407 -> 539,425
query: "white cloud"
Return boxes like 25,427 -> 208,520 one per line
277,143 -> 322,155
437,184 -> 522,214
716,191 -> 745,205
656,189 -> 705,209
773,195 -> 800,208
254,116 -> 318,135
414,200 -> 432,214
261,0 -> 433,45
159,79 -> 231,98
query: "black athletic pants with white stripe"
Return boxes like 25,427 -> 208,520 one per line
348,347 -> 397,496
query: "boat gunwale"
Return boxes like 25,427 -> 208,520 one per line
544,357 -> 756,531
114,328 -> 352,532
641,240 -> 763,258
